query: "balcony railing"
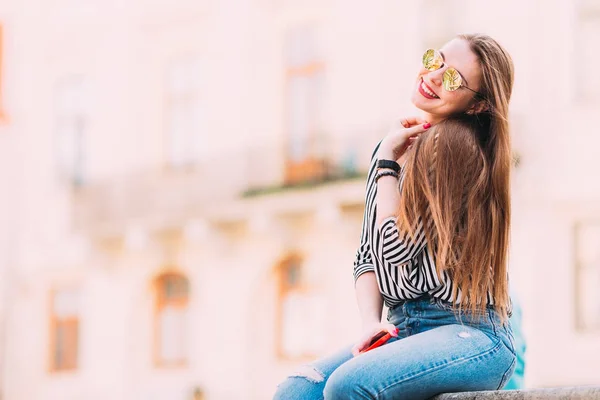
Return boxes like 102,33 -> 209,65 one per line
71,129 -> 383,232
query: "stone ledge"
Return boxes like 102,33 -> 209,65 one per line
434,386 -> 600,400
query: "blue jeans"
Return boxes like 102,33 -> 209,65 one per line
273,296 -> 516,400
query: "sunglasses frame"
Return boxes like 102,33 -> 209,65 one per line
422,49 -> 484,98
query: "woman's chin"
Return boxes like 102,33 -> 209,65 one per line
411,95 -> 450,117
411,94 -> 435,113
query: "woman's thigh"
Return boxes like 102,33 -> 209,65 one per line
323,324 -> 516,400
272,344 -> 354,400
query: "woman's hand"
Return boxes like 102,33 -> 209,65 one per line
351,322 -> 399,357
378,117 -> 431,161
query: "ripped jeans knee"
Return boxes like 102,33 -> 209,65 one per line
273,364 -> 326,400
288,364 -> 325,383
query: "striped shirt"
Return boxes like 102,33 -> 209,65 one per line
353,142 -> 497,309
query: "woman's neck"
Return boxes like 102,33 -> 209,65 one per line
421,112 -> 445,126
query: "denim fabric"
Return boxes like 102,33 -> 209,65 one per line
503,291 -> 526,390
273,296 -> 516,400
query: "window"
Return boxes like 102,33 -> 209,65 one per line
574,221 -> 600,331
165,58 -> 203,168
284,26 -> 327,184
575,0 -> 600,102
154,273 -> 190,366
49,288 -> 80,372
275,254 -> 325,359
54,76 -> 86,187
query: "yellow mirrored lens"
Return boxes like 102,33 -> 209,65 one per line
423,49 -> 443,71
443,68 -> 462,91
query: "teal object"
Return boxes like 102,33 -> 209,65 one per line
503,291 -> 526,390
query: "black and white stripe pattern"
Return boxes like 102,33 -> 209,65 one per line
353,142 -> 498,309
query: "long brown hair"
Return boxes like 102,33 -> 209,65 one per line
398,34 -> 514,321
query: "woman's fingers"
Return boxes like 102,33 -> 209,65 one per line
400,116 -> 428,128
383,323 -> 400,337
351,335 -> 372,356
404,122 -> 431,137
351,324 -> 400,356
379,119 -> 430,161
352,333 -> 375,356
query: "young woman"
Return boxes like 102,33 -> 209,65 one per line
273,33 -> 516,400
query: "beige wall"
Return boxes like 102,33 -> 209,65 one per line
0,0 -> 599,399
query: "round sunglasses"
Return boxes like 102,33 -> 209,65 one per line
422,49 -> 483,97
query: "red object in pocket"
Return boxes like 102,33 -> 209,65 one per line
360,331 -> 393,353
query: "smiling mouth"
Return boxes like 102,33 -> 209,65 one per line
419,79 -> 439,99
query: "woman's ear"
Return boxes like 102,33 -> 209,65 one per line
466,100 -> 489,115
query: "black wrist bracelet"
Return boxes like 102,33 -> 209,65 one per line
375,170 -> 399,183
377,159 -> 401,173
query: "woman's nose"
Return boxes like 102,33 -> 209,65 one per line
428,67 -> 446,88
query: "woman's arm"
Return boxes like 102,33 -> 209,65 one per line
352,271 -> 399,357
349,121 -> 428,355
354,272 -> 384,328
353,143 -> 382,325
375,171 -> 402,227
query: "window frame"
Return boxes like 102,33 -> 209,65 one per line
283,26 -> 327,184
48,288 -> 80,373
53,75 -> 87,187
164,57 -> 202,170
274,253 -> 317,361
153,271 -> 190,368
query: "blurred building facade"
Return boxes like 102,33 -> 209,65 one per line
0,0 -> 598,399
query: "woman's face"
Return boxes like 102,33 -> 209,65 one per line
411,38 -> 483,119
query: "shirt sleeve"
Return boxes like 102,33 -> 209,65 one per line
376,215 -> 428,268
352,142 -> 381,283
353,207 -> 375,282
